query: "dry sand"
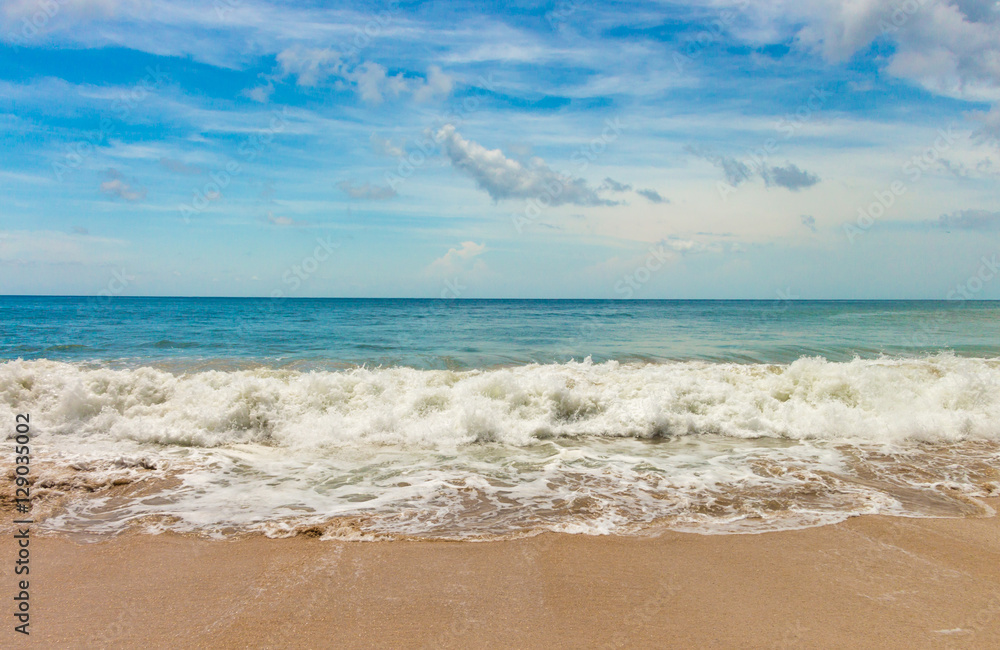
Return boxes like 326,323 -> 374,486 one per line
4,500 -> 1000,649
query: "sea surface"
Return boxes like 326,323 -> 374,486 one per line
2,297 -> 999,539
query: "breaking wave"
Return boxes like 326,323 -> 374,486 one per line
2,355 -> 999,538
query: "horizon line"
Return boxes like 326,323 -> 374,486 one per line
1,295 -> 997,302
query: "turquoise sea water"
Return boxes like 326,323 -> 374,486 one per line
2,297 -> 999,368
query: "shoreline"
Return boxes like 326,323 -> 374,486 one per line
5,502 -> 1000,648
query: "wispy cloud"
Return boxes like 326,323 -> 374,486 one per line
371,133 -> 406,157
0,228 -> 128,265
685,145 -> 820,192
935,210 -> 1000,231
266,211 -> 307,226
637,188 -> 667,203
159,157 -> 202,175
337,180 -> 397,200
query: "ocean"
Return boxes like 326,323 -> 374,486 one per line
2,297 -> 999,539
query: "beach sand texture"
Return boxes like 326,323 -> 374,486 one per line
5,500 -> 1000,649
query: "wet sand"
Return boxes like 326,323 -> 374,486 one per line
4,501 -> 1000,649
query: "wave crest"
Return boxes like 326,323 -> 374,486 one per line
2,355 -> 999,448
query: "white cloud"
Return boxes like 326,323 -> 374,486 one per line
436,124 -> 612,206
273,48 -> 448,105
243,82 -> 274,103
427,241 -> 488,276
370,132 -> 405,157
266,211 -> 307,226
2,0 -> 126,22
412,65 -> 453,102
348,61 -> 408,105
973,103 -> 1000,146
277,46 -> 343,86
738,0 -> 1000,102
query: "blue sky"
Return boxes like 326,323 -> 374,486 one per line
1,0 -> 999,298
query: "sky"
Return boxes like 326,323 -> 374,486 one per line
1,0 -> 999,299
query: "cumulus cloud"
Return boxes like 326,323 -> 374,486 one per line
337,180 -> 397,200
686,145 -> 820,191
159,157 -> 202,175
269,46 -> 454,105
753,0 -> 1000,102
935,209 -> 1000,230
800,215 -> 817,232
370,133 -> 406,157
637,188 -> 668,203
100,168 -> 146,201
761,163 -> 820,191
436,125 -> 613,206
349,61 -> 408,105
427,241 -> 488,276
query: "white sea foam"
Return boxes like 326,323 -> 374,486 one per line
2,355 -> 999,538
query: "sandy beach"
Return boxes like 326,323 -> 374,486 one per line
5,500 -> 1000,649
